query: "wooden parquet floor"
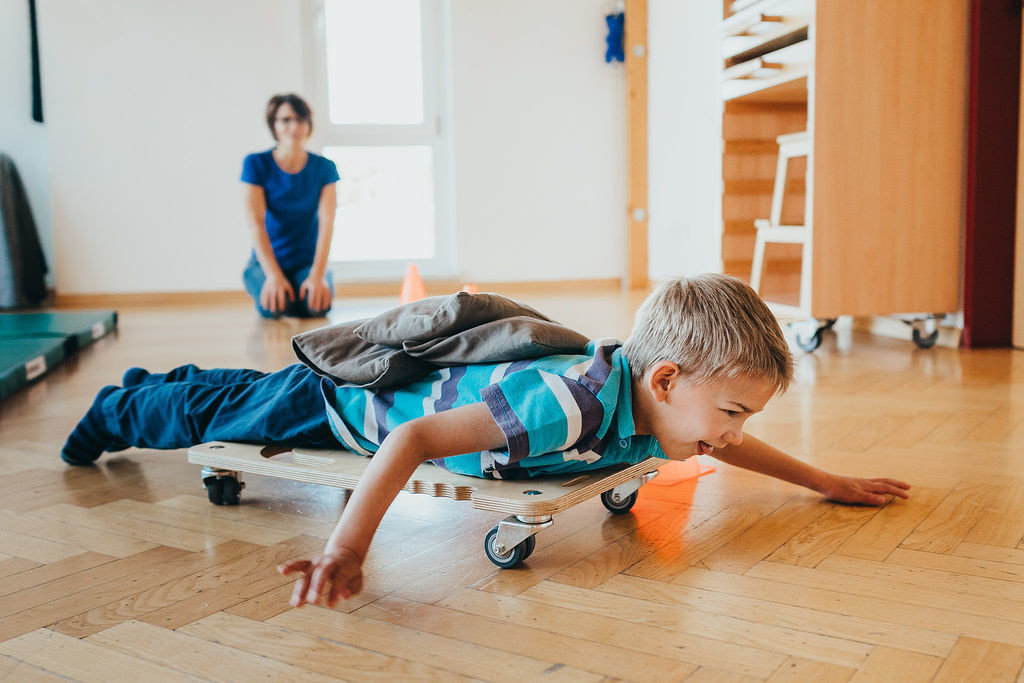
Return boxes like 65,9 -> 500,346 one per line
2,292 -> 1023,682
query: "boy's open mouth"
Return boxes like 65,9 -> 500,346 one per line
697,440 -> 714,455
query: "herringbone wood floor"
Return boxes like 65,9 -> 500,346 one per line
2,290 -> 1023,682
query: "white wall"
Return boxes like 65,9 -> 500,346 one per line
1,0 -> 53,288
451,1 -> 626,282
647,0 -> 722,280
37,0 -> 304,294
33,1 -> 714,295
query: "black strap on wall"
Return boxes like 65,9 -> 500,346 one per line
29,0 -> 43,123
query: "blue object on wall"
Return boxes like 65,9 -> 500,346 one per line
605,12 -> 624,63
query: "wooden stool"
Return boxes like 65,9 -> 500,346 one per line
750,130 -> 811,308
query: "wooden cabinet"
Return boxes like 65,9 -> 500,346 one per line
721,0 -> 968,319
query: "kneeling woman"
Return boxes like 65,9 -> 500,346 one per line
242,93 -> 339,318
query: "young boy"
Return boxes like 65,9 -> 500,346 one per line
62,274 -> 910,608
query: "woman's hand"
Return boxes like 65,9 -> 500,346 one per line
299,275 -> 332,313
260,274 -> 295,314
819,475 -> 911,506
278,547 -> 364,608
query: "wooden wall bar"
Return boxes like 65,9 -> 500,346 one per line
625,0 -> 649,290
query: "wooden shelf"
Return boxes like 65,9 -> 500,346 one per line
722,0 -> 812,65
718,0 -> 968,322
723,25 -> 809,67
722,35 -> 810,103
723,70 -> 807,103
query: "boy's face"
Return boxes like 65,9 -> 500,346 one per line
642,365 -> 777,460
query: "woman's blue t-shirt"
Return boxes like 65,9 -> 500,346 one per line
241,150 -> 340,270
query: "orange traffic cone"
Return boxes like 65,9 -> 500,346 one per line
400,263 -> 427,304
461,283 -> 479,294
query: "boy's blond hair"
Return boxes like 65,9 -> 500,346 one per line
622,273 -> 794,392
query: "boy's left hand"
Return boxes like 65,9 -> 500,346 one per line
820,475 -> 911,506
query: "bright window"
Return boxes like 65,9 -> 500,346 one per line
307,0 -> 453,279
323,0 -> 424,125
323,145 -> 435,261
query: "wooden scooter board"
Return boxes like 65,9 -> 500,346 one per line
187,441 -> 679,517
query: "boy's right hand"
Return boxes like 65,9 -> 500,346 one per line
277,548 -> 364,608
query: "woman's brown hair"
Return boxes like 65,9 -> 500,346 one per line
265,93 -> 313,140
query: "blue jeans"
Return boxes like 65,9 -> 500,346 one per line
98,363 -> 337,449
243,257 -> 334,319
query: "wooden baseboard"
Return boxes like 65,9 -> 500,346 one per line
335,277 -> 623,298
52,278 -> 625,309
53,290 -> 252,309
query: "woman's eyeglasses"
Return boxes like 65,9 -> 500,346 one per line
275,116 -> 307,125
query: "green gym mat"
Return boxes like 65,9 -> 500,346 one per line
0,336 -> 67,401
0,310 -> 118,401
0,310 -> 117,352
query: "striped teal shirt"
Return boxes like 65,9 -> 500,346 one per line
320,339 -> 667,479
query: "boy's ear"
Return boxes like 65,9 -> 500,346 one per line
647,361 -> 680,402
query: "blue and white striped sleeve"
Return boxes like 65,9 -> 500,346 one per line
480,369 -> 605,465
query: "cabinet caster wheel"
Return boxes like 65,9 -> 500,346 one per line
203,474 -> 243,506
795,328 -> 823,352
791,319 -> 832,353
601,489 -> 638,514
912,327 -> 939,349
484,525 -> 531,568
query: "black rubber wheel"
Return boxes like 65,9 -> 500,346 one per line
601,489 -> 638,514
204,475 -> 241,506
912,327 -> 939,349
203,476 -> 225,505
219,477 -> 242,505
483,525 -> 528,569
521,534 -> 537,560
795,328 -> 823,353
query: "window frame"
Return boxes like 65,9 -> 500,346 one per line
302,0 -> 457,281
